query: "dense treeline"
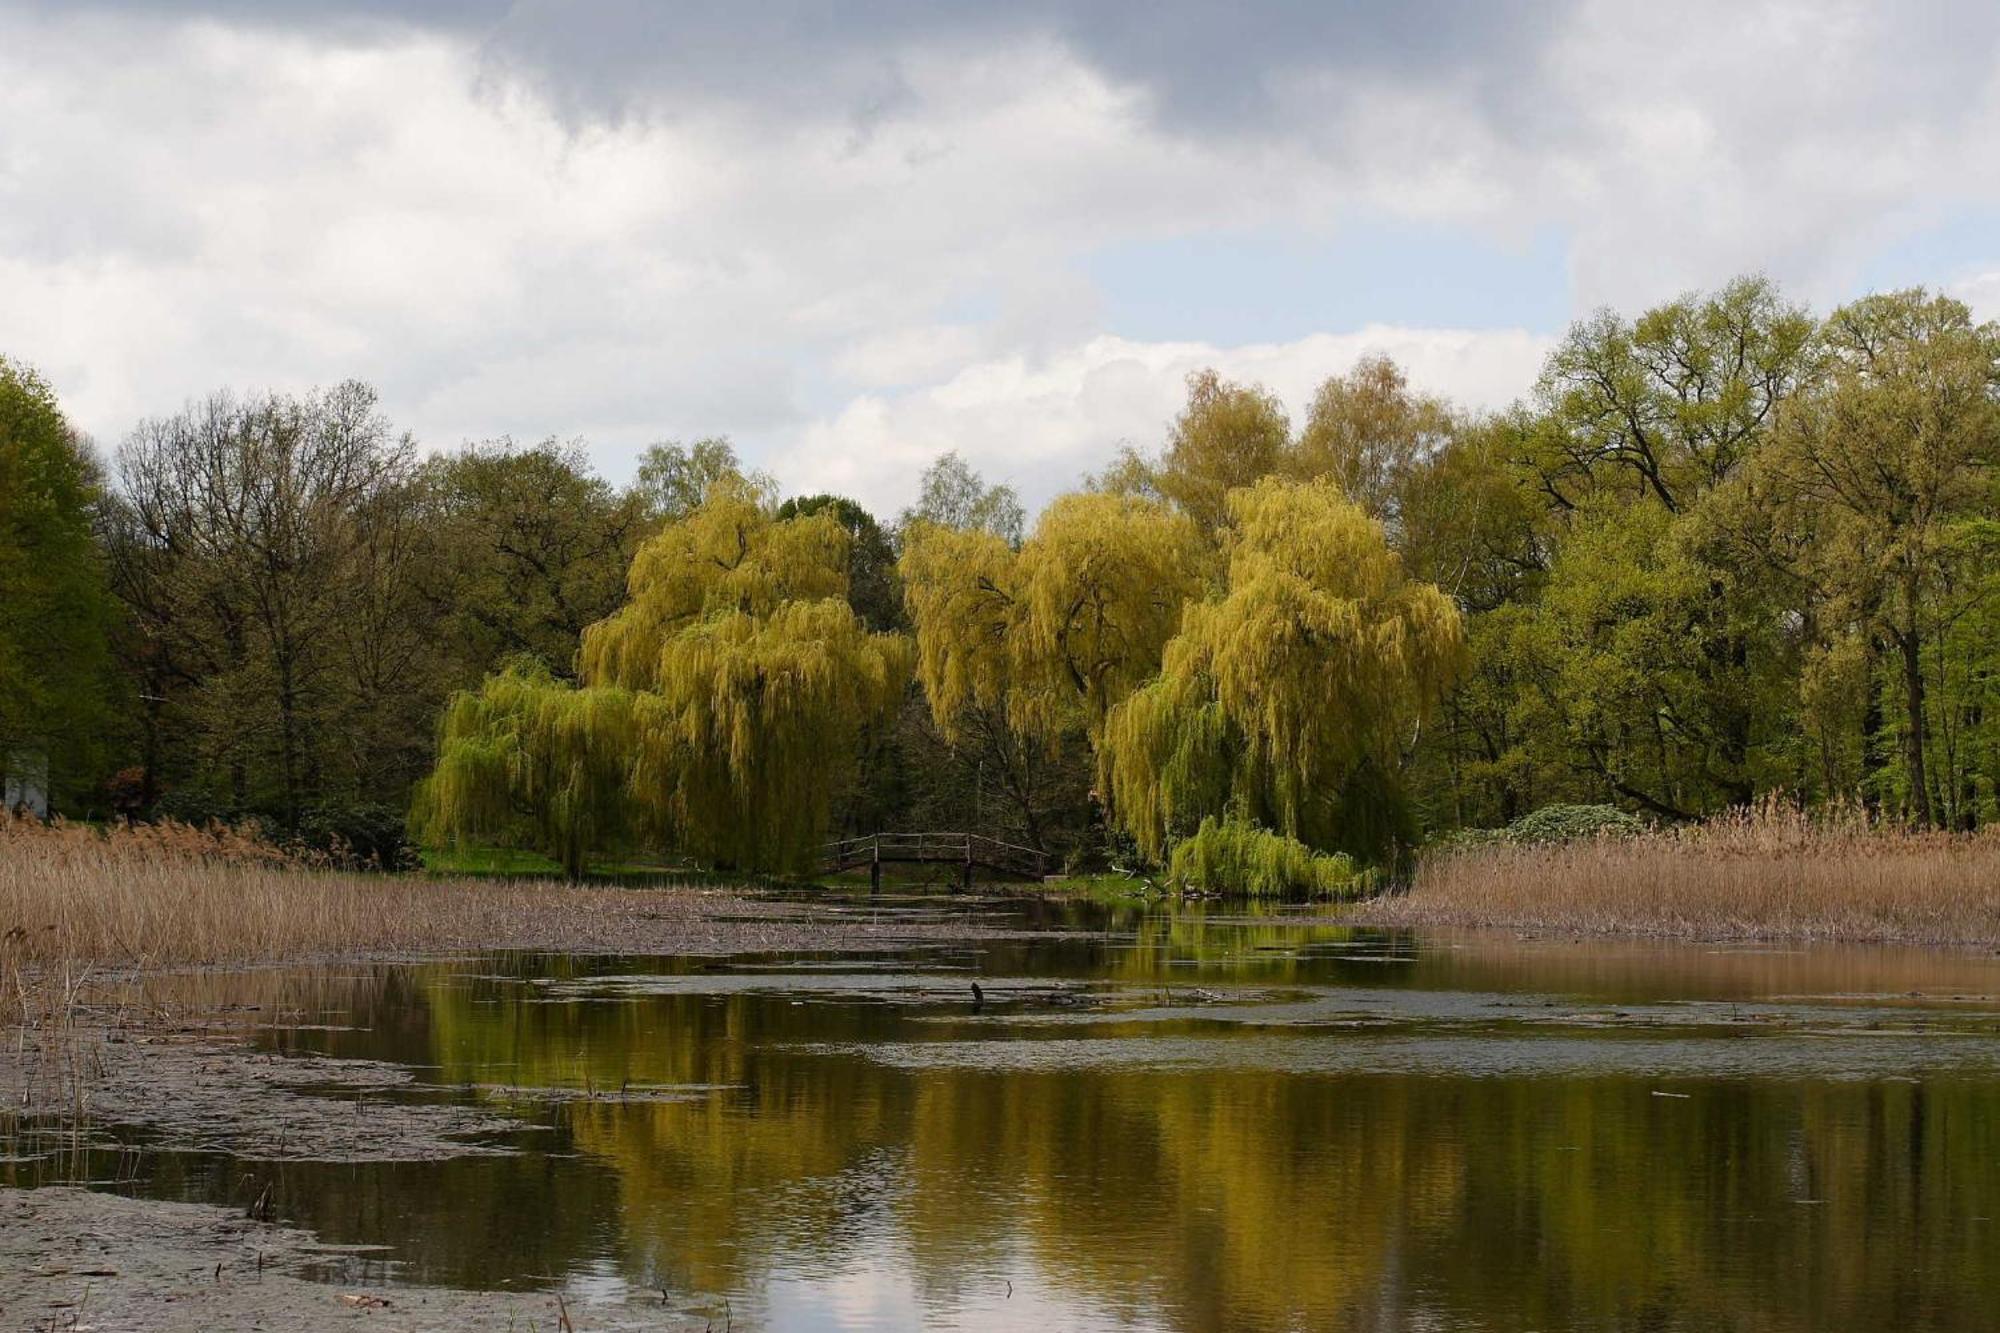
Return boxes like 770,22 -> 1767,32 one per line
2,277 -> 1996,878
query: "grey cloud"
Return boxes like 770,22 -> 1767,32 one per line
39,0 -> 1573,132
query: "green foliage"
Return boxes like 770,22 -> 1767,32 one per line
38,273 -> 2000,883
417,485 -> 910,876
1166,814 -> 1362,899
1152,370 -> 1293,533
416,436 -> 652,681
1102,477 -> 1463,863
775,493 -> 904,631
900,450 -> 1024,544
1503,803 -> 1644,845
0,358 -> 116,808
296,797 -> 416,870
633,437 -> 775,521
902,490 -> 1210,748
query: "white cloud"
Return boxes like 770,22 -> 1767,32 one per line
1955,271 -> 2000,322
3,0 -> 1999,511
777,327 -> 1555,516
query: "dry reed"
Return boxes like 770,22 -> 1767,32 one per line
0,816 -> 751,1029
1370,799 -> 2000,945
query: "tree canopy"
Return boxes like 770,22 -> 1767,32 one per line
0,358 -> 114,806
1100,478 -> 1463,863
417,481 -> 910,874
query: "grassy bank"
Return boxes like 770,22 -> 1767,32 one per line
1369,803 -> 2000,945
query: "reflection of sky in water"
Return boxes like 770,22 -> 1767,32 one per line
18,910 -> 2000,1331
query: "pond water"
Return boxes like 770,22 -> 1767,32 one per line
14,896 -> 2000,1330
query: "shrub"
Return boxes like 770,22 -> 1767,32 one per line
1167,815 -> 1363,899
1504,803 -> 1644,845
296,799 -> 416,871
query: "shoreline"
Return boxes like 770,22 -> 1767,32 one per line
10,881 -> 2000,1328
0,883 -> 1045,1332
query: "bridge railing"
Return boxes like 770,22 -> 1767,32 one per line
819,831 -> 1048,882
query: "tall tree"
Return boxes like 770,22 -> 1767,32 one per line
107,382 -> 423,821
1294,353 -> 1457,532
0,358 -> 116,811
902,491 -> 1209,749
633,437 -> 774,521
1524,277 -> 1815,512
1101,478 -> 1462,865
1151,370 -> 1292,533
416,438 -> 652,683
900,449 -> 1025,545
418,481 -> 910,875
1752,290 -> 2000,825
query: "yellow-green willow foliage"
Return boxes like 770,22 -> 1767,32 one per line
1103,477 -> 1464,862
417,481 -> 910,875
412,659 -> 642,879
900,491 -> 1210,746
1167,813 -> 1362,898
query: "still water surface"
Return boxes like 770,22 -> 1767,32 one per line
22,897 -> 2000,1330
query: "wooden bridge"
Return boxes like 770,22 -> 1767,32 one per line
820,832 -> 1049,890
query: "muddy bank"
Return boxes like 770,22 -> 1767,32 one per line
333,882 -> 1048,959
0,888 -> 1028,1329
0,1187 -> 706,1331
1,1029 -> 523,1163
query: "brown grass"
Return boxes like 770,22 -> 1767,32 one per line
0,817 -> 750,1029
1369,800 -> 2000,945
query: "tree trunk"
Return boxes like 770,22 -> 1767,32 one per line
1861,632 -> 1886,815
1898,625 -> 1932,828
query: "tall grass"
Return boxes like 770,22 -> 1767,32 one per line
0,816 -> 724,1029
1373,799 -> 2000,944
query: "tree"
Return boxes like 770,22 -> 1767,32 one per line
108,382 -> 424,823
416,438 -> 653,684
1101,478 -> 1463,865
633,437 -> 774,521
898,490 -> 1206,853
1294,353 -> 1456,531
775,494 -> 903,632
418,481 -> 910,874
1523,277 -> 1815,513
900,450 -> 1024,544
1751,290 -> 2000,825
903,492 -> 1209,745
1441,280 -> 1820,825
1152,370 -> 1291,533
0,358 -> 116,811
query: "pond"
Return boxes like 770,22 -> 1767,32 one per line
12,896 -> 2000,1330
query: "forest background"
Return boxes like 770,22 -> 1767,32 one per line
5,276 -> 1996,884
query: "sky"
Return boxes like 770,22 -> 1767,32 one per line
4,1 -> 2000,517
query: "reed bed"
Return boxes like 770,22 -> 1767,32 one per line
1373,801 -> 2000,945
0,816 -> 746,1029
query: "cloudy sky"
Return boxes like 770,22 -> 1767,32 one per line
5,1 -> 1999,515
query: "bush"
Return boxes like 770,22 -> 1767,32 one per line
1167,815 -> 1363,899
1504,803 -> 1644,845
1426,804 -> 1644,858
145,791 -> 414,871
296,799 -> 417,871
148,788 -> 238,830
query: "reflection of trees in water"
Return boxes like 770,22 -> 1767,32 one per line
400,969 -> 2000,1331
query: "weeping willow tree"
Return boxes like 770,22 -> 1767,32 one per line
1101,477 -> 1464,866
415,480 -> 910,875
900,491 -> 1211,748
